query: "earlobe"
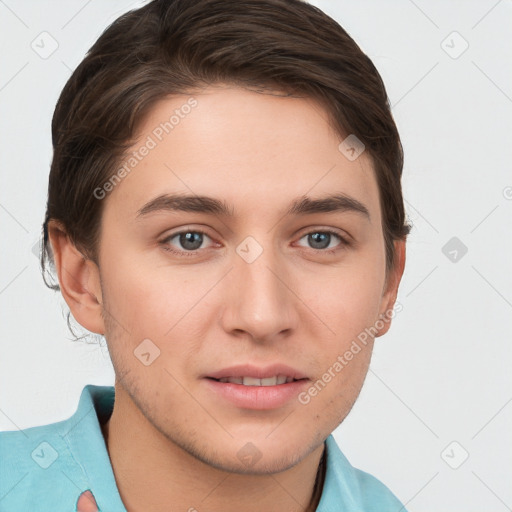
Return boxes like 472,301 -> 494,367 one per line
47,221 -> 105,335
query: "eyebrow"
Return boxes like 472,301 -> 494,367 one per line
136,192 -> 370,220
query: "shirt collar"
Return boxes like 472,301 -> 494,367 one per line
69,384 -> 368,511
63,384 -> 125,511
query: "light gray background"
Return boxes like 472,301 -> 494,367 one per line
1,1 -> 511,510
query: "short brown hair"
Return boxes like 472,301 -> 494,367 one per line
42,0 -> 411,293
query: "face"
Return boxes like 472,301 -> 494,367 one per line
86,86 -> 402,473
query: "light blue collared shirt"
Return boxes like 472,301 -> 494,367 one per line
0,384 -> 407,511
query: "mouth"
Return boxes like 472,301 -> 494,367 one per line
205,363 -> 309,385
203,364 -> 310,409
206,375 -> 306,386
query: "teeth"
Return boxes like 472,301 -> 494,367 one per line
218,375 -> 295,386
277,375 -> 287,385
243,376 -> 263,386
218,377 -> 241,384
260,376 -> 278,386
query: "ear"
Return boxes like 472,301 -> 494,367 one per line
47,220 -> 105,335
375,239 -> 406,338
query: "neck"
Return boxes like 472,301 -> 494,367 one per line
101,383 -> 326,512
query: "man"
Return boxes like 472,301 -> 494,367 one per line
0,0 -> 410,510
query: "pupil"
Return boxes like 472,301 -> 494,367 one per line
180,232 -> 202,250
309,232 -> 329,249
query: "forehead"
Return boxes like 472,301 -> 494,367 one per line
105,86 -> 381,224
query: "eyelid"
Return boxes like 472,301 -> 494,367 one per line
295,225 -> 352,243
160,225 -> 214,240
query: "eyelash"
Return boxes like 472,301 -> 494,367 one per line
160,228 -> 350,258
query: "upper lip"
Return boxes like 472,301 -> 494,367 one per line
206,364 -> 309,380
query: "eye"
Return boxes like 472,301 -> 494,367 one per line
160,227 -> 350,258
161,229 -> 214,256
296,229 -> 349,253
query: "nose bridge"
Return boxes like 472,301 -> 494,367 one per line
223,234 -> 297,340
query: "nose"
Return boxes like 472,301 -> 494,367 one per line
220,238 -> 299,343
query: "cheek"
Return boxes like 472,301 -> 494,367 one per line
293,252 -> 384,411
100,248 -> 175,326
100,252 -> 212,364
305,258 -> 385,343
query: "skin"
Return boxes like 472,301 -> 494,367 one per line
50,85 -> 405,512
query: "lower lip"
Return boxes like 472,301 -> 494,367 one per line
203,378 -> 310,410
